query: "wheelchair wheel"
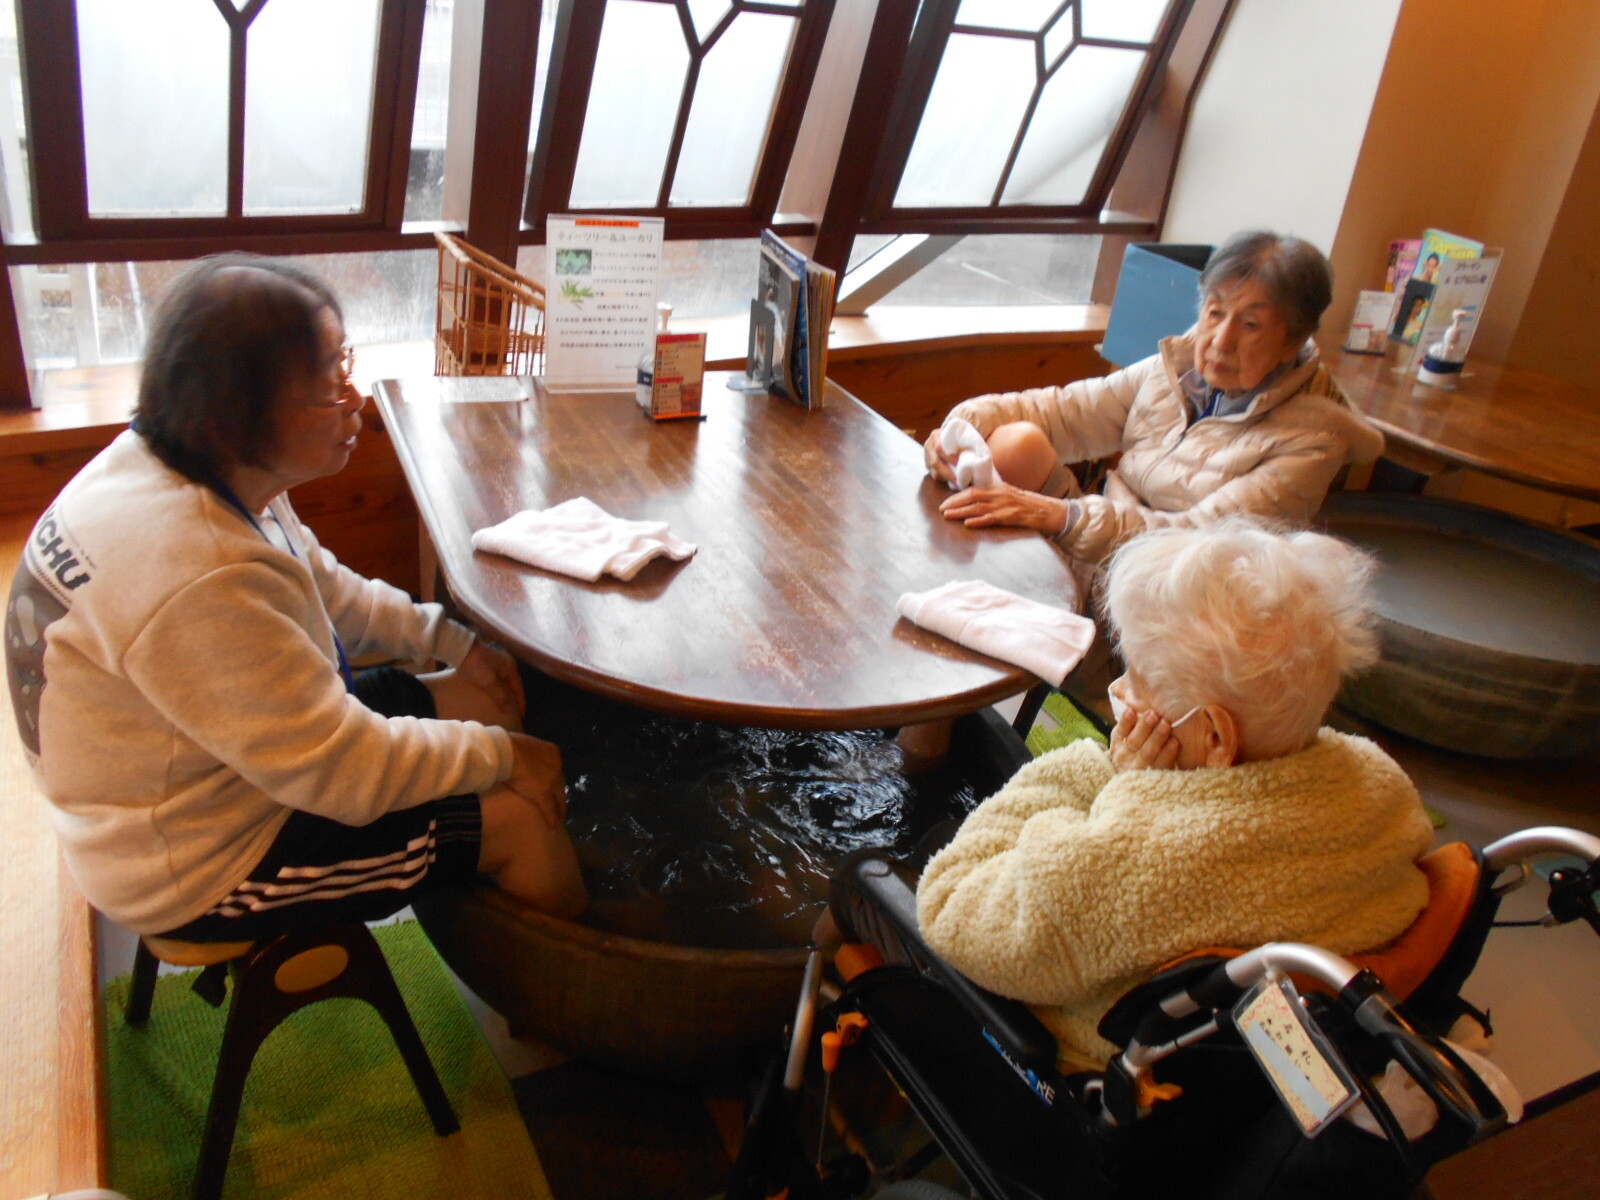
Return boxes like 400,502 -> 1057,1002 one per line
870,1182 -> 966,1200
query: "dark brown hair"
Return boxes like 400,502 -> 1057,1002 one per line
134,254 -> 341,485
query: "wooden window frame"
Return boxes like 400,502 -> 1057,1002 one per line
15,0 -> 428,247
521,0 -> 835,244
861,0 -> 1196,231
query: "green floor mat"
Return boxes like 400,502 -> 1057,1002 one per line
1025,691 -> 1110,757
104,919 -> 550,1200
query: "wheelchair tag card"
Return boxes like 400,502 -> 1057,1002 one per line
1234,975 -> 1358,1137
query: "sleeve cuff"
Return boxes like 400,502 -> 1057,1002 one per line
432,617 -> 477,668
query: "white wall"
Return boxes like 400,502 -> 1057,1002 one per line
1161,0 -> 1403,253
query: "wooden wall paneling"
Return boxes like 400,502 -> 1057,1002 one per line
829,340 -> 1112,442
0,444 -> 105,517
289,419 -> 422,596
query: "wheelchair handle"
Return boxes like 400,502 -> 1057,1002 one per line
1482,826 -> 1600,875
1353,992 -> 1507,1141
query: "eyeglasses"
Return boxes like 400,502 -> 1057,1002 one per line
308,345 -> 363,413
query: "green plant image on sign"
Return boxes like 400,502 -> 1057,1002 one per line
560,280 -> 595,307
555,248 -> 593,275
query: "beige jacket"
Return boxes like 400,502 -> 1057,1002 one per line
947,334 -> 1385,563
916,733 -> 1432,1068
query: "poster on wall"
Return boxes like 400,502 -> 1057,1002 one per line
544,214 -> 664,391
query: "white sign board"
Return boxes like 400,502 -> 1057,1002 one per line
544,214 -> 664,391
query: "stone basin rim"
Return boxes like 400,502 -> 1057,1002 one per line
473,885 -> 817,966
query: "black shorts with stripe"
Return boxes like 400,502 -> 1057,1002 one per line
156,667 -> 485,942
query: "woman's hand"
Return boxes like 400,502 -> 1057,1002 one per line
505,732 -> 568,828
923,428 -> 958,486
459,640 -> 526,721
1109,708 -> 1181,773
939,481 -> 1070,534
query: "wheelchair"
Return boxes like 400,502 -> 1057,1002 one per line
726,824 -> 1600,1200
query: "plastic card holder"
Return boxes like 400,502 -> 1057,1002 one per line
1233,972 -> 1359,1137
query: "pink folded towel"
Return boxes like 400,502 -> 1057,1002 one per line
897,579 -> 1095,685
471,497 -> 697,582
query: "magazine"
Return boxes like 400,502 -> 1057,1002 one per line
1384,239 -> 1421,292
1411,228 -> 1483,284
750,231 -> 837,409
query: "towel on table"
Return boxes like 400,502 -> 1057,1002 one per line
471,497 -> 696,582
897,579 -> 1095,686
939,416 -> 998,490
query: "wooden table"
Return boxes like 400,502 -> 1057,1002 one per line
375,373 -> 1081,730
1330,347 -> 1600,502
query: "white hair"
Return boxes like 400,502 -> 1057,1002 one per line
1100,519 -> 1380,758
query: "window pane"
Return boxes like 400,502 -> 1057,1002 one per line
243,0 -> 381,215
1080,0 -> 1170,43
1002,45 -> 1146,206
872,234 -> 1100,307
0,0 -> 33,239
1042,8 -> 1073,66
18,250 -> 437,377
569,1 -> 690,208
671,12 -> 796,207
686,0 -> 731,43
404,0 -> 455,222
894,33 -> 1035,207
954,0 -> 1061,33
77,0 -> 228,217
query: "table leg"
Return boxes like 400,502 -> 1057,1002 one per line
896,718 -> 953,771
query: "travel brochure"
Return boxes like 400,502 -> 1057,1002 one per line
746,230 -> 837,409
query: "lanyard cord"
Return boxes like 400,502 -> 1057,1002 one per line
207,477 -> 357,693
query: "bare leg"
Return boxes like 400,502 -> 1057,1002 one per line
478,785 -> 589,918
896,718 -> 953,771
421,667 -> 522,731
986,422 -> 1058,493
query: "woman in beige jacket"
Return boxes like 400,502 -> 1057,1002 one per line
916,521 -> 1433,1070
925,232 -> 1384,565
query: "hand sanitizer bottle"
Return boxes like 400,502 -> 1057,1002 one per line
637,302 -> 673,410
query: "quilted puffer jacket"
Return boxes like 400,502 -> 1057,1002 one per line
946,333 -> 1385,563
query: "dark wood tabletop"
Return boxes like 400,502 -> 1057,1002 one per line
1330,347 -> 1600,501
374,373 -> 1083,730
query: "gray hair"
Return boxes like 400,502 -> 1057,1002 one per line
1198,231 -> 1333,342
1100,519 -> 1379,759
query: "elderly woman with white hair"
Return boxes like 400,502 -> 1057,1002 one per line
925,231 -> 1384,567
915,520 -> 1433,1070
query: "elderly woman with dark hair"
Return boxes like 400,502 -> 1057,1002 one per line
6,254 -> 587,943
925,231 -> 1384,566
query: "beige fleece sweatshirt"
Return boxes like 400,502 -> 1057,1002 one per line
916,732 -> 1432,1067
10,431 -> 512,933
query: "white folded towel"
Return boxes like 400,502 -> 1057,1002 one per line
939,416 -> 998,490
897,579 -> 1095,686
471,497 -> 697,582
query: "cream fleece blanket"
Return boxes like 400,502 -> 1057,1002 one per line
916,731 -> 1433,1067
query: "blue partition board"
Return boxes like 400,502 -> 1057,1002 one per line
1101,243 -> 1214,368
